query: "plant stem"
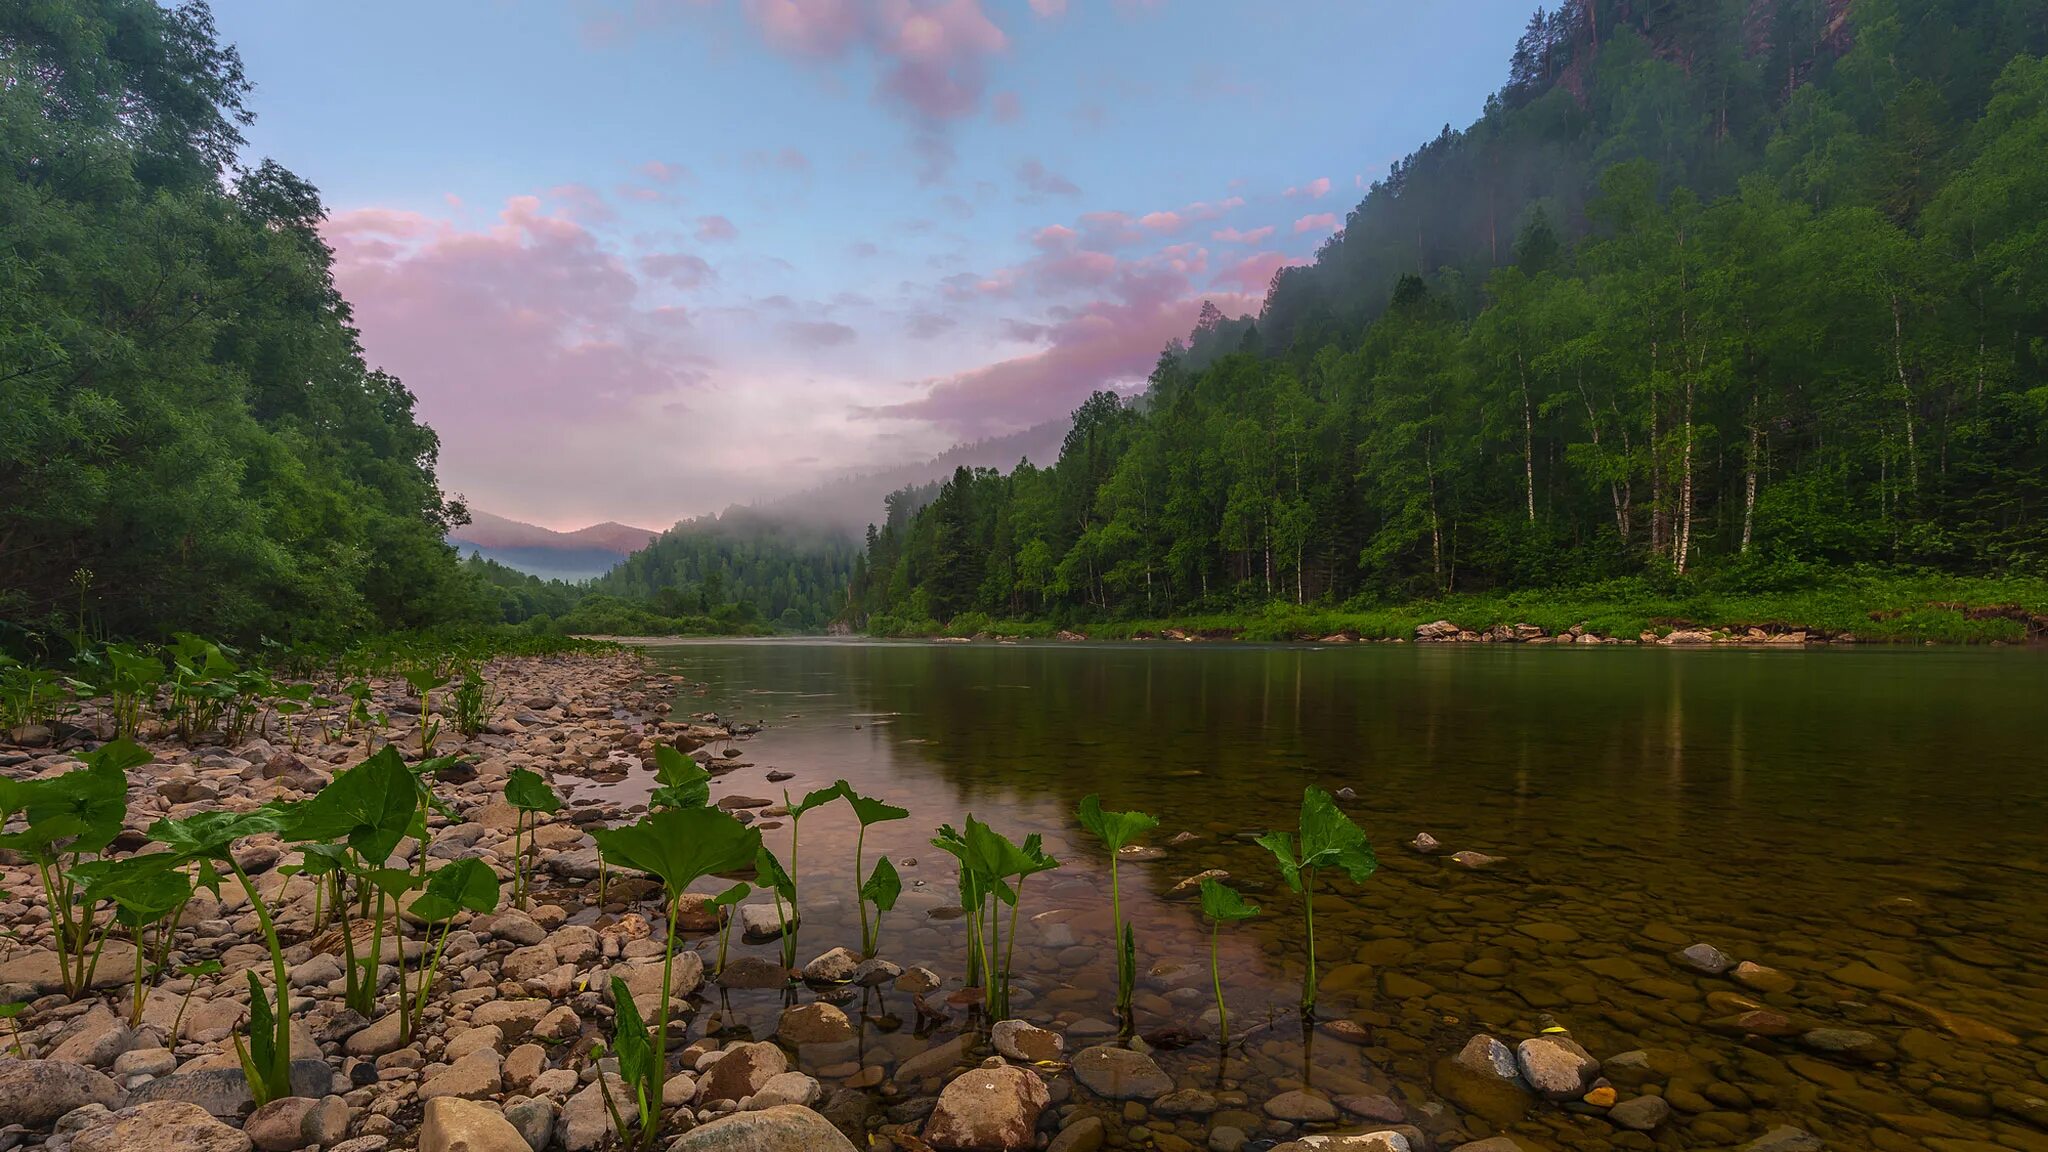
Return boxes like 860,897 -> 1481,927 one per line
854,824 -> 869,954
1300,866 -> 1317,1016
1211,922 -> 1227,1042
228,857 -> 292,1096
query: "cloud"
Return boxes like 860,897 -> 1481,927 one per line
870,263 -> 1259,435
639,251 -> 717,289
785,319 -> 859,347
1030,223 -> 1078,250
1285,177 -> 1332,200
546,183 -> 615,224
324,195 -> 709,439
640,160 -> 691,183
1211,225 -> 1274,244
695,215 -> 740,242
906,311 -> 957,338
1293,212 -> 1338,234
1213,249 -> 1303,292
1028,0 -> 1066,14
991,90 -> 1022,122
1016,157 -> 1080,198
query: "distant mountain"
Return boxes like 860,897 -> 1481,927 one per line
449,511 -> 658,581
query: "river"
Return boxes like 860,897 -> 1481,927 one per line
622,638 -> 2048,1151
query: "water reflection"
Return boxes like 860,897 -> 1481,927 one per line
625,639 -> 2048,1150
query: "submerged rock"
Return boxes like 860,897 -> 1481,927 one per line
667,1105 -> 856,1151
1674,942 -> 1733,974
990,1020 -> 1063,1064
1069,1045 -> 1171,1100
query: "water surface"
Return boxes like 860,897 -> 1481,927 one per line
632,639 -> 2048,1151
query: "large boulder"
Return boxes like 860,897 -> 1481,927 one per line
420,1097 -> 532,1152
923,1059 -> 1050,1150
667,1105 -> 857,1151
68,1101 -> 252,1152
0,1057 -> 126,1127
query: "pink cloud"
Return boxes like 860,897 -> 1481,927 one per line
874,0 -> 1008,121
640,160 -> 691,183
1212,225 -> 1275,244
786,319 -> 859,347
1017,158 -> 1080,198
1285,177 -> 1332,200
546,183 -> 615,224
695,215 -> 739,242
1293,212 -> 1338,234
1213,249 -> 1304,292
991,90 -> 1022,123
869,268 -> 1260,434
323,197 -> 708,440
742,0 -> 864,55
640,251 -> 716,290
1030,224 -> 1078,250
1138,210 -> 1183,233
1028,0 -> 1066,14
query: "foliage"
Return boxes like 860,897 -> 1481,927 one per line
0,0 -> 485,646
844,2 -> 2048,631
1257,786 -> 1377,1015
931,817 -> 1059,1019
838,780 -> 909,957
504,767 -> 562,907
1198,878 -> 1259,1041
1076,795 -> 1158,1027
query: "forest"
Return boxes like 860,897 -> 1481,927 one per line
1,1 -> 489,649
846,0 -> 2048,635
471,512 -> 859,636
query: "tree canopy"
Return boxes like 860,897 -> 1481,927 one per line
849,0 -> 2048,631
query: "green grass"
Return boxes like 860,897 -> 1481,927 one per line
904,573 -> 2048,645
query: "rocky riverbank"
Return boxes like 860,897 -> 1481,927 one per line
1,650 -> 2038,1152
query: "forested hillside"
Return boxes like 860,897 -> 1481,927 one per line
1,1 -> 480,645
583,512 -> 857,632
848,0 -> 2048,632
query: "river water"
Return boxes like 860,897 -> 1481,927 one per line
625,639 -> 2048,1152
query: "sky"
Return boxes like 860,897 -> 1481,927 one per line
209,0 -> 1533,531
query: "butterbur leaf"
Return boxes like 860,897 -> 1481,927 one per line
363,867 -> 421,899
1077,795 -> 1158,853
4,738 -> 149,857
288,746 -> 418,864
1254,830 -> 1302,892
242,971 -> 276,1075
708,881 -> 751,909
591,807 -> 762,899
1295,786 -> 1377,883
753,844 -> 795,902
150,806 -> 293,862
649,746 -> 710,810
411,858 -> 501,922
181,959 -> 223,978
787,785 -> 842,818
860,856 -> 901,913
1198,878 -> 1259,923
505,768 -> 561,815
607,975 -> 656,1096
838,781 -> 907,827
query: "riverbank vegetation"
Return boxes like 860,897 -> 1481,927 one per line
845,0 -> 2048,643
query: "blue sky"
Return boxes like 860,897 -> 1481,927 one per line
209,0 -> 1532,529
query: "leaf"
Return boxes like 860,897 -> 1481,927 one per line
1254,830 -> 1303,892
648,746 -> 709,810
74,853 -> 191,925
410,858 -> 501,922
708,881 -> 751,909
1198,878 -> 1259,923
838,781 -> 907,827
287,746 -> 419,865
1078,795 -> 1159,853
180,959 -> 223,978
363,867 -> 421,899
505,768 -> 561,815
1294,786 -> 1378,884
860,856 -> 901,913
0,738 -> 150,858
606,974 -> 657,1106
590,807 -> 763,899
753,843 -> 795,902
787,784 -> 843,819
149,806 -> 293,862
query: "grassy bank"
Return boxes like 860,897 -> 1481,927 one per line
876,573 -> 2048,645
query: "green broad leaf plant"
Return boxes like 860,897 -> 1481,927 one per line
504,767 -> 562,908
836,780 -> 907,957
1076,794 -> 1158,1028
1197,878 -> 1259,1042
1255,785 -> 1377,1016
